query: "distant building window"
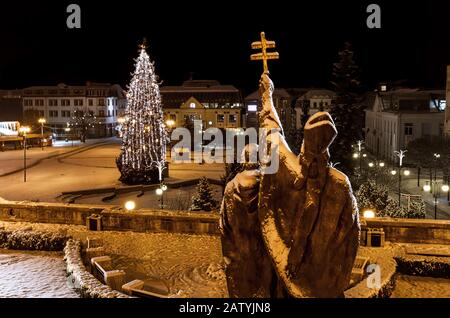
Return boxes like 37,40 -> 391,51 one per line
49,110 -> 58,117
189,102 -> 196,109
98,99 -> 105,106
88,99 -> 93,106
404,123 -> 413,136
35,99 -> 44,106
61,99 -> 70,106
247,104 -> 257,112
229,114 -> 237,123
74,99 -> 83,106
99,110 -> 105,117
62,111 -> 71,117
49,99 -> 58,106
380,85 -> 387,92
313,102 -> 317,108
217,114 -> 225,122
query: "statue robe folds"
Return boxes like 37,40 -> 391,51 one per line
220,73 -> 360,298
258,73 -> 360,297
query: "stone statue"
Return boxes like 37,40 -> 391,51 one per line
220,73 -> 360,298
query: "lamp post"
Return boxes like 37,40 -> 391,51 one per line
117,117 -> 126,137
38,118 -> 46,151
155,184 -> 168,210
19,126 -> 31,182
423,181 -> 449,219
65,127 -> 73,147
394,150 -> 408,206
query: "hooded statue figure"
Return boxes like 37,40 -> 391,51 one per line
220,73 -> 360,298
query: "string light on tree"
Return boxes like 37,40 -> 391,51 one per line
116,39 -> 167,184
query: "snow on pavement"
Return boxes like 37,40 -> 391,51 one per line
0,249 -> 79,298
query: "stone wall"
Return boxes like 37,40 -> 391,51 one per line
364,217 -> 450,245
0,201 -> 219,235
1,201 -> 450,241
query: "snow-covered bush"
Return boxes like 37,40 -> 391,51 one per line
0,229 -> 68,251
356,181 -> 426,219
64,239 -> 129,298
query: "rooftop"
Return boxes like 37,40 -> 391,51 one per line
161,80 -> 239,93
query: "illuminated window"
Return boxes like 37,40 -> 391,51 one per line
189,102 -> 196,109
248,104 -> 257,112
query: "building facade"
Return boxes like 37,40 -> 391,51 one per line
160,80 -> 244,130
445,66 -> 450,136
294,89 -> 335,129
22,82 -> 125,138
245,88 -> 294,130
365,89 -> 445,162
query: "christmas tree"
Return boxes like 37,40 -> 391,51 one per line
191,177 -> 218,211
330,42 -> 363,176
116,41 -> 167,184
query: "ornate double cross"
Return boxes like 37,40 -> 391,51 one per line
250,31 -> 279,74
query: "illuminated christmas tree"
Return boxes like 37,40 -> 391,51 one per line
116,41 -> 167,184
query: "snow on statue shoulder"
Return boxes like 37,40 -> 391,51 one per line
220,73 -> 360,298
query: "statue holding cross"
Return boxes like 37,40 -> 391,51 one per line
220,32 -> 360,298
250,31 -> 279,74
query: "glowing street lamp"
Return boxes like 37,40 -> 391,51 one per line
19,126 -> 31,182
362,209 -> 376,219
38,118 -> 46,151
65,127 -> 73,147
165,119 -> 175,128
368,162 -> 374,168
424,180 -> 449,219
156,183 -> 168,209
124,200 -> 136,211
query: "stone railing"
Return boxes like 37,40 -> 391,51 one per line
0,200 -> 219,235
2,200 -> 450,242
364,217 -> 450,245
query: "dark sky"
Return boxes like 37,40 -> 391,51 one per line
0,0 -> 449,95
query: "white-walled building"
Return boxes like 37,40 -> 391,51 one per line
365,88 -> 445,162
22,82 -> 125,138
445,66 -> 450,136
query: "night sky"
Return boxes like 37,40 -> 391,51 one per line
1,0 -> 449,95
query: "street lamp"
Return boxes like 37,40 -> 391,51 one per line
19,126 -> 31,182
394,150 -> 407,207
362,209 -> 376,219
117,117 -> 126,137
423,180 -> 449,219
38,118 -> 46,151
124,200 -> 136,211
65,127 -> 73,147
155,183 -> 168,209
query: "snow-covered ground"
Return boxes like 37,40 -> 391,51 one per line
0,138 -> 224,204
74,184 -> 223,210
0,221 -> 227,298
391,274 -> 450,298
0,249 -> 79,298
